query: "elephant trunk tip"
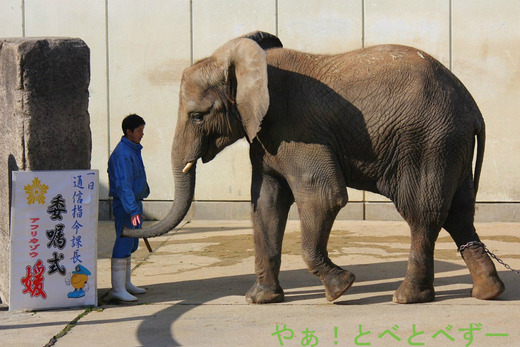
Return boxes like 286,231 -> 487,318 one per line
121,225 -> 144,238
121,223 -> 174,238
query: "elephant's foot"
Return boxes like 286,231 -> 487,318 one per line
461,243 -> 505,300
321,268 -> 356,302
245,281 -> 284,304
393,280 -> 435,304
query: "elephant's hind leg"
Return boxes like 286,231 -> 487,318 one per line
443,177 -> 505,300
246,172 -> 293,304
391,168 -> 448,303
393,217 -> 440,304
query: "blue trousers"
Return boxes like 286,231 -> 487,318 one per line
112,199 -> 142,258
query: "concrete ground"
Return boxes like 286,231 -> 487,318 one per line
0,220 -> 519,346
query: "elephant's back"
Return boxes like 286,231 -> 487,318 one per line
266,44 -> 437,81
265,45 -> 483,184
266,45 -> 451,109
266,45 -> 474,121
266,45 -> 482,129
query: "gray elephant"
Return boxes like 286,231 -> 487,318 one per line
123,31 -> 504,304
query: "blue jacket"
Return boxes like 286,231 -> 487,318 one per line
108,136 -> 150,217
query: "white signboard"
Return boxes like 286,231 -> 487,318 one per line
9,170 -> 98,311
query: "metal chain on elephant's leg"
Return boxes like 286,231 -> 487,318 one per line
459,241 -> 520,276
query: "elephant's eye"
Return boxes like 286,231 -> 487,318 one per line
190,112 -> 206,124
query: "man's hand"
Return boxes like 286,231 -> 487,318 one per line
131,214 -> 145,226
128,214 -> 152,252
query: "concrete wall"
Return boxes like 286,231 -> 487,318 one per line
1,0 -> 519,222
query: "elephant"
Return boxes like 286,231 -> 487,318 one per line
123,31 -> 505,304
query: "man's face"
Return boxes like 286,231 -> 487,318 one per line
126,124 -> 145,144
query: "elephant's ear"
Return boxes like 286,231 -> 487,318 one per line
214,38 -> 269,143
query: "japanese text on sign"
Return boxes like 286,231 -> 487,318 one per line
10,170 -> 99,311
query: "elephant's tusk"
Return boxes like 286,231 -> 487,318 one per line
182,161 -> 195,174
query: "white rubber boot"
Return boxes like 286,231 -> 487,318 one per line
126,257 -> 146,295
111,258 -> 137,302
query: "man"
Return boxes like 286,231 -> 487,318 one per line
107,114 -> 150,301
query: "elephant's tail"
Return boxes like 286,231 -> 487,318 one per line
473,122 -> 485,197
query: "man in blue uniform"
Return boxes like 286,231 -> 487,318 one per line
108,114 -> 150,301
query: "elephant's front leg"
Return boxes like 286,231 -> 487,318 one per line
293,161 -> 355,302
298,196 -> 356,302
246,172 -> 294,304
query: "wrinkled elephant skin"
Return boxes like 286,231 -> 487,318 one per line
123,31 -> 504,304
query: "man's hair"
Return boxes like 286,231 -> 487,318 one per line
122,114 -> 145,135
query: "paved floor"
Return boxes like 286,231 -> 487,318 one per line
1,220 -> 519,346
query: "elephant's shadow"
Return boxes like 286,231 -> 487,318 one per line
101,260 -> 519,347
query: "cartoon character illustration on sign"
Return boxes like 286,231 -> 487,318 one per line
66,264 -> 91,298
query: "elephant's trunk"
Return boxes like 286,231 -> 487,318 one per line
121,159 -> 196,238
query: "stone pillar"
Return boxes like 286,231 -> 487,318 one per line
0,38 -> 91,304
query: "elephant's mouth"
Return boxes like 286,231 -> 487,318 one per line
181,136 -> 221,174
182,153 -> 214,174
201,136 -> 220,163
202,150 -> 218,163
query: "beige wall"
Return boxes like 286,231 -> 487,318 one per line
1,1 -> 519,220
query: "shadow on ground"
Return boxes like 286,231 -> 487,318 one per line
95,259 -> 519,347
